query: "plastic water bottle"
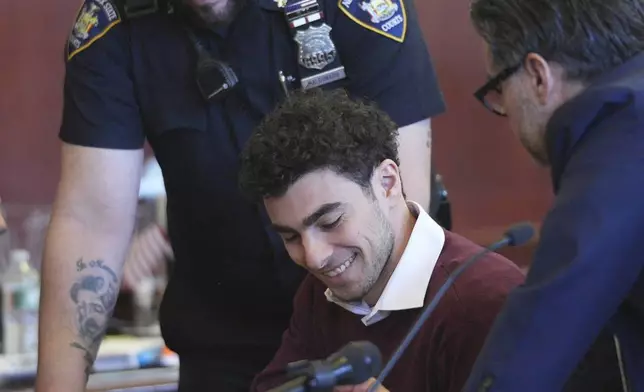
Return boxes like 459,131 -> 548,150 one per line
2,249 -> 40,354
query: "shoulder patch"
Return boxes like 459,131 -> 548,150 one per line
338,0 -> 407,42
67,0 -> 121,61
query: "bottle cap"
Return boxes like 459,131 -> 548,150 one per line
10,249 -> 30,265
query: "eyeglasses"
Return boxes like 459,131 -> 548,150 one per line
474,63 -> 521,116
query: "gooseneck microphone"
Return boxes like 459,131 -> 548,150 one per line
267,341 -> 383,392
367,222 -> 535,392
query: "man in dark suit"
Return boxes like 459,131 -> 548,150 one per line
464,0 -> 644,391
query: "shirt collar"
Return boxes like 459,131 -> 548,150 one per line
545,52 -> 644,192
324,201 -> 446,325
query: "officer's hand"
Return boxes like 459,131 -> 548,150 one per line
334,378 -> 389,392
0,197 -> 6,234
122,224 -> 173,290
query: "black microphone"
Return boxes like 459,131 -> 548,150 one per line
366,222 -> 535,392
267,341 -> 383,392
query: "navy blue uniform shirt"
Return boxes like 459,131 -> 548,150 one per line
464,53 -> 644,392
60,0 -> 445,387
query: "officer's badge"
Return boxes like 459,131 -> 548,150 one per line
67,0 -> 121,61
338,0 -> 406,42
294,24 -> 337,70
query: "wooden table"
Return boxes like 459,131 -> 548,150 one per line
1,367 -> 178,392
87,367 -> 179,391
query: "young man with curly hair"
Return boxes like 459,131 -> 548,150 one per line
238,88 -> 525,392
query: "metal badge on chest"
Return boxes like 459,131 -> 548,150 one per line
278,0 -> 347,91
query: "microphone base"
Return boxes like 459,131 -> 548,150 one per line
266,361 -> 338,392
266,375 -> 308,392
266,376 -> 336,392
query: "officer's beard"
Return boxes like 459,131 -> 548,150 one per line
188,0 -> 248,26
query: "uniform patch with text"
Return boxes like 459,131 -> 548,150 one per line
338,0 -> 407,42
67,0 -> 121,61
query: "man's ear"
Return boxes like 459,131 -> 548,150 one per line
523,52 -> 557,106
373,159 -> 403,200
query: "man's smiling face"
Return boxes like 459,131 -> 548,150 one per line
264,169 -> 395,302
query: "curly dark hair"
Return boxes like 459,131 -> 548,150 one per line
238,88 -> 400,201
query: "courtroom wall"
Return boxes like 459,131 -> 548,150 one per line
0,0 -> 553,267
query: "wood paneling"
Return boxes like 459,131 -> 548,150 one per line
0,1 -> 81,204
0,0 -> 554,267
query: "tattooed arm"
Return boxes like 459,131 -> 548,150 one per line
69,259 -> 120,376
35,144 -> 143,391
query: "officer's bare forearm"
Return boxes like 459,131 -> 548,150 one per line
36,213 -> 131,391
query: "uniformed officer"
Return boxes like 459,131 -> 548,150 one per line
463,0 -> 644,391
35,0 -> 446,391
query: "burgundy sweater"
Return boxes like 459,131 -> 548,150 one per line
251,231 -> 525,392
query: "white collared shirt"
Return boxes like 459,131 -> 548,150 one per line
324,201 -> 446,326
